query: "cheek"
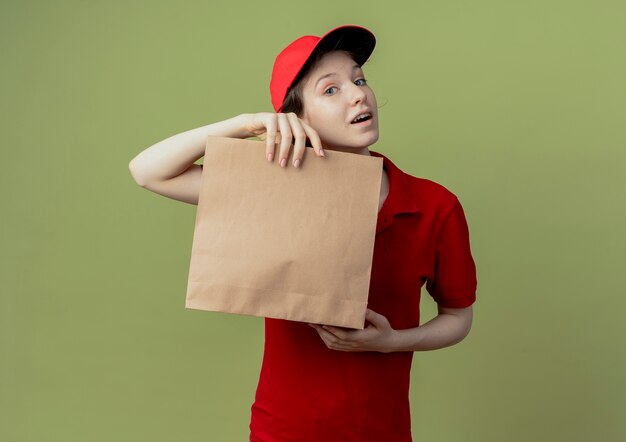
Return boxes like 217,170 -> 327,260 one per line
311,109 -> 342,129
305,101 -> 346,132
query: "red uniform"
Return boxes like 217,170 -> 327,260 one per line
249,150 -> 477,441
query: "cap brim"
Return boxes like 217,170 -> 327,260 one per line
316,25 -> 376,66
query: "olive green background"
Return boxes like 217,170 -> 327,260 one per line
1,1 -> 624,441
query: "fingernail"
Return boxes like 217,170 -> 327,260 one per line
280,158 -> 287,168
267,153 -> 273,162
320,149 -> 325,157
294,159 -> 301,168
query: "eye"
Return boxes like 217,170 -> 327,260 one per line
324,78 -> 368,95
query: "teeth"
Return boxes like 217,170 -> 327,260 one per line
352,113 -> 370,123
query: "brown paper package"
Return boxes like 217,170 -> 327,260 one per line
185,135 -> 383,329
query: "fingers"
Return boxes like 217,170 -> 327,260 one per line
308,324 -> 354,351
286,113 -> 308,168
265,115 -> 278,162
276,113 -> 292,168
309,323 -> 348,340
263,112 -> 324,168
300,121 -> 324,158
309,323 -> 334,338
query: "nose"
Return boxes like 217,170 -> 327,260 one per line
349,83 -> 366,105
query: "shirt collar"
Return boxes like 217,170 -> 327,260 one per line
369,150 -> 421,217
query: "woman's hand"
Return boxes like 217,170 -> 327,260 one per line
308,309 -> 398,353
240,112 -> 325,169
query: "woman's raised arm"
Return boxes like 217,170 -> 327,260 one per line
128,112 -> 324,205
128,114 -> 249,187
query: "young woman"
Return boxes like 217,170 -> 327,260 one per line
129,24 -> 477,442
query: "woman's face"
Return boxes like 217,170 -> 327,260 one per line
300,51 -> 379,154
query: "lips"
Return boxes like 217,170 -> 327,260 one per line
351,117 -> 373,127
350,111 -> 372,124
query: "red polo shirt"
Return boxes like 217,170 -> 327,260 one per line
249,150 -> 477,441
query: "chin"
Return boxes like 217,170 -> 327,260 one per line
369,131 -> 380,145
360,131 -> 379,147
323,128 -> 380,150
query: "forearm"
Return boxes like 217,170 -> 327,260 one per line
128,113 -> 250,185
391,313 -> 471,352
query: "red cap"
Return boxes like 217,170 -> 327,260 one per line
269,25 -> 376,113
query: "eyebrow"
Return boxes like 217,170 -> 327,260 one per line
314,64 -> 361,88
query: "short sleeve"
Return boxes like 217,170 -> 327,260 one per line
426,198 -> 477,308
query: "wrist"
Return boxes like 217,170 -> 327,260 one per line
232,113 -> 252,139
